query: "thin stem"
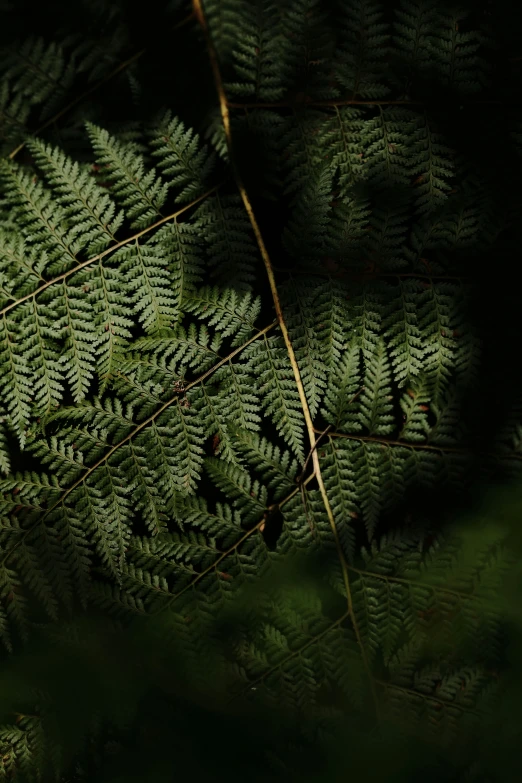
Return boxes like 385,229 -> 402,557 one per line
192,0 -> 381,722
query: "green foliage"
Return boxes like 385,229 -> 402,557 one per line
1,495 -> 522,782
0,0 -> 521,780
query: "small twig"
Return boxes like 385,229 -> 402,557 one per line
296,424 -> 332,485
300,481 -> 316,538
226,98 -> 504,110
346,386 -> 364,407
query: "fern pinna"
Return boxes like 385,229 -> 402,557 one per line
0,0 -> 521,780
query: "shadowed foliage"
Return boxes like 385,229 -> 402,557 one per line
0,0 -> 521,780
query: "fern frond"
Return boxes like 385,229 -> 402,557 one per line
243,333 -> 306,461
224,0 -> 289,101
148,110 -> 217,204
334,0 -> 391,99
26,137 -> 124,254
0,3 -> 519,779
86,122 -> 169,229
